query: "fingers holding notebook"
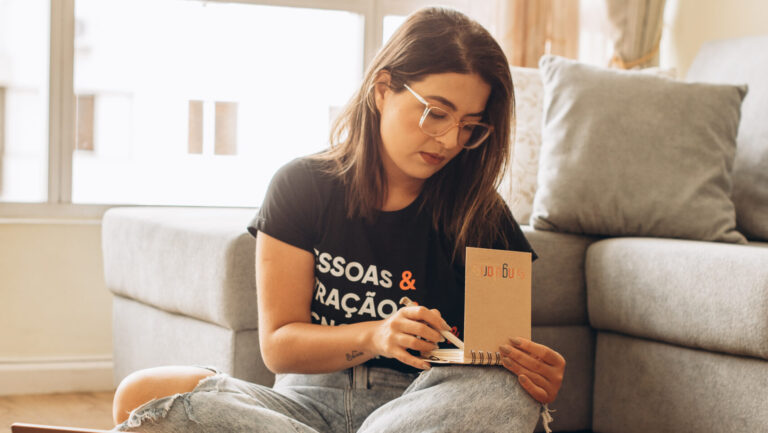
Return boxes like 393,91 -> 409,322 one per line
498,337 -> 566,404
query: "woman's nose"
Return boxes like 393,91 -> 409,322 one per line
435,126 -> 460,150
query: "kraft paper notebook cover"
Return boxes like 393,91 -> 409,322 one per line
421,246 -> 532,365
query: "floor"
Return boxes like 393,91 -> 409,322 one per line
0,391 -> 115,432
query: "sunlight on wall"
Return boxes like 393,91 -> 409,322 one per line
662,0 -> 768,76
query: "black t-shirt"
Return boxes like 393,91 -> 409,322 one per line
248,156 -> 537,373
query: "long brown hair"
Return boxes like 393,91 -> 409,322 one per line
314,7 -> 515,264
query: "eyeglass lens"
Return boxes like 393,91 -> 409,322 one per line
422,106 -> 490,148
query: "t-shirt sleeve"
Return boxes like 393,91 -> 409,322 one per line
247,158 -> 321,253
492,201 -> 539,262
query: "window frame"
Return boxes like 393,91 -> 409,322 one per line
0,0 -> 479,219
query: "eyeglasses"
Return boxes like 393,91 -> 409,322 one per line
403,83 -> 493,149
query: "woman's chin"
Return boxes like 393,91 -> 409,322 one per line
406,165 -> 443,181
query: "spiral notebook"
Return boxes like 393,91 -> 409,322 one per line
420,246 -> 532,365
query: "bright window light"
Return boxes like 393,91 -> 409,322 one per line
72,0 -> 363,207
383,15 -> 407,45
0,0 -> 49,203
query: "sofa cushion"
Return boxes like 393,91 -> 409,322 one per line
531,54 -> 748,244
587,237 -> 768,360
523,226 -> 602,325
593,332 -> 768,433
112,295 -> 273,386
686,35 -> 768,242
102,207 -> 259,330
499,65 -> 677,225
531,326 -> 594,432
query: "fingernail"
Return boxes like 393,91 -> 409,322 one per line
441,320 -> 451,330
439,336 -> 446,343
519,374 -> 527,383
510,337 -> 522,346
499,345 -> 511,354
422,363 -> 431,370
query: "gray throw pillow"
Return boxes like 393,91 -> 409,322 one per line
531,55 -> 748,244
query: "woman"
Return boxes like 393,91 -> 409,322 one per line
112,7 -> 565,433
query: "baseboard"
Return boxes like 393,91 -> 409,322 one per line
0,356 -> 114,396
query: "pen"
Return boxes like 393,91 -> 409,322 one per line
399,296 -> 465,350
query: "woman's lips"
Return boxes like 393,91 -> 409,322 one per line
420,151 -> 445,165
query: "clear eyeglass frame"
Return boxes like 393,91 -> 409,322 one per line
402,83 -> 493,149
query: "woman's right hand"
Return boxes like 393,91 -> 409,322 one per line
369,305 -> 451,370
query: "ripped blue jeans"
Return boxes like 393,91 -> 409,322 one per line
114,364 -> 542,433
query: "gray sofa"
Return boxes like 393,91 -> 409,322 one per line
102,35 -> 768,432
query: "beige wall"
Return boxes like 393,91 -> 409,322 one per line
662,0 -> 768,76
0,222 -> 111,360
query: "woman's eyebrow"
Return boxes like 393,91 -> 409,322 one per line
425,94 -> 485,117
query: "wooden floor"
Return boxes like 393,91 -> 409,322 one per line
0,391 -> 115,432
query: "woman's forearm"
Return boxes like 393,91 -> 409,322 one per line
261,320 -> 382,374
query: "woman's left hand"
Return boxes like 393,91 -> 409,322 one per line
499,337 -> 566,404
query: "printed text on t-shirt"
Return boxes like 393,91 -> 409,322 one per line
314,249 -> 393,288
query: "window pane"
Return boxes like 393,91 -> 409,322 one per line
72,0 -> 363,206
383,15 -> 407,45
0,0 -> 49,203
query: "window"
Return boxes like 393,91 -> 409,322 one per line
71,0 -> 363,207
382,15 -> 407,44
0,0 -> 487,215
0,0 -> 49,203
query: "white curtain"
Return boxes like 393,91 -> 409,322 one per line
605,0 -> 667,69
498,0 -> 580,68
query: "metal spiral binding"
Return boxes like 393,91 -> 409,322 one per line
470,350 -> 503,365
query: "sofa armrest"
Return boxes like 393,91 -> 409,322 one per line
102,207 -> 259,330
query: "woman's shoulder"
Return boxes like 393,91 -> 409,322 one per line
276,154 -> 325,178
271,154 -> 339,191
252,154 -> 340,246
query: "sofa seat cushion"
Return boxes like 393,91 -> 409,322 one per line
102,207 -> 259,330
523,227 -> 603,325
587,237 -> 768,359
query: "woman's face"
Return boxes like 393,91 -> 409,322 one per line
374,72 -> 491,190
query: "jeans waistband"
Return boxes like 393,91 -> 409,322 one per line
274,365 -> 418,391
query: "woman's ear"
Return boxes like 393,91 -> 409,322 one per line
373,70 -> 392,113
